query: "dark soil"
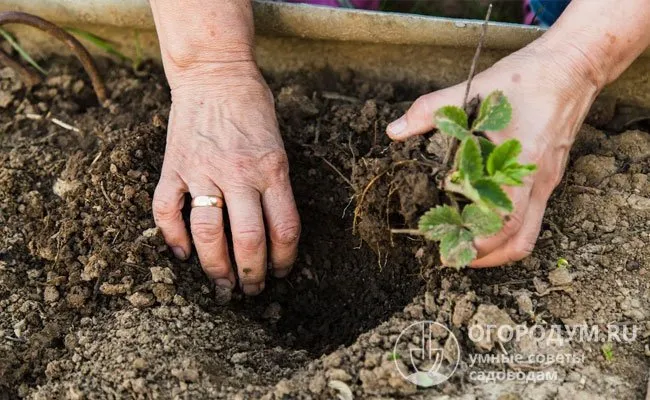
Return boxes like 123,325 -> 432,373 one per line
0,57 -> 648,399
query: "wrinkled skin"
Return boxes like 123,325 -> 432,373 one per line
152,62 -> 300,295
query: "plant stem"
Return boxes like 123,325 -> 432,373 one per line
443,3 -> 493,166
0,12 -> 108,105
462,3 -> 492,110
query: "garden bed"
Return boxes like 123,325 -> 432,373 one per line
0,57 -> 649,399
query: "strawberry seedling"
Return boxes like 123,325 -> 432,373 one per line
418,91 -> 537,268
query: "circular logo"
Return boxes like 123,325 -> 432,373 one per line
393,321 -> 461,387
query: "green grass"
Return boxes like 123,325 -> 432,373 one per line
65,27 -> 130,61
601,343 -> 614,362
0,27 -> 47,75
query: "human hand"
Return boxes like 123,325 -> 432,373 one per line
386,41 -> 602,267
152,62 -> 300,295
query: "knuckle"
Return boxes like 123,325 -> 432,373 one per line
201,263 -> 230,278
409,95 -> 431,120
191,221 -> 222,244
233,228 -> 266,252
271,221 -> 301,246
240,267 -> 265,283
260,150 -> 290,179
152,196 -> 179,223
502,210 -> 524,237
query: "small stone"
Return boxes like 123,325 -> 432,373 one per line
152,283 -> 175,304
533,277 -> 549,294
214,286 -> 232,305
142,227 -> 160,238
515,290 -> 534,316
53,178 -> 81,198
308,373 -> 326,394
452,292 -> 476,327
424,291 -> 436,315
173,294 -> 188,306
72,80 -> 85,94
323,352 -> 343,368
274,379 -> 292,397
0,90 -> 14,108
468,304 -> 515,352
230,352 -> 249,364
66,286 -> 89,308
262,302 -> 282,322
131,378 -> 147,394
150,267 -> 175,284
44,286 -> 60,303
27,269 -> 42,279
171,368 -> 199,383
548,267 -> 573,286
626,260 -> 640,271
128,292 -> 155,308
326,368 -> 352,382
99,277 -> 133,296
81,255 -> 107,281
132,358 -> 147,370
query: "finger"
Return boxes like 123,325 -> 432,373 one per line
189,183 -> 235,288
152,172 -> 191,260
470,185 -> 549,268
262,181 -> 301,278
225,188 -> 267,295
473,183 -> 532,258
386,84 -> 463,140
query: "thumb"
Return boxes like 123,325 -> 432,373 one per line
386,84 -> 464,141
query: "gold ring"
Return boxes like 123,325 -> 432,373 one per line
191,195 -> 224,208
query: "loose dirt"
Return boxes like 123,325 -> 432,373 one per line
0,58 -> 648,399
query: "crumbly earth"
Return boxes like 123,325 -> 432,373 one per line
0,58 -> 648,399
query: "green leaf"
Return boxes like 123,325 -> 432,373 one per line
478,137 -> 496,164
458,138 -> 483,182
462,204 -> 503,237
434,106 -> 470,140
486,139 -> 521,175
440,228 -> 476,268
472,90 -> 512,132
0,28 -> 47,75
474,179 -> 513,212
489,163 -> 537,186
65,27 -> 131,61
418,205 -> 462,240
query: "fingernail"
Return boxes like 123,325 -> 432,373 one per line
242,281 -> 265,296
215,278 -> 234,289
387,115 -> 407,137
273,267 -> 292,278
171,246 -> 187,260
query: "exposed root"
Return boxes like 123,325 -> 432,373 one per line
0,11 -> 108,105
352,159 -> 438,234
319,155 -> 354,189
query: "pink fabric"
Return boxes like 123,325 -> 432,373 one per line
285,0 -> 380,10
523,0 -> 536,24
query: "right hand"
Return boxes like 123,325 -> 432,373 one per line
386,40 -> 603,267
152,61 -> 301,295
